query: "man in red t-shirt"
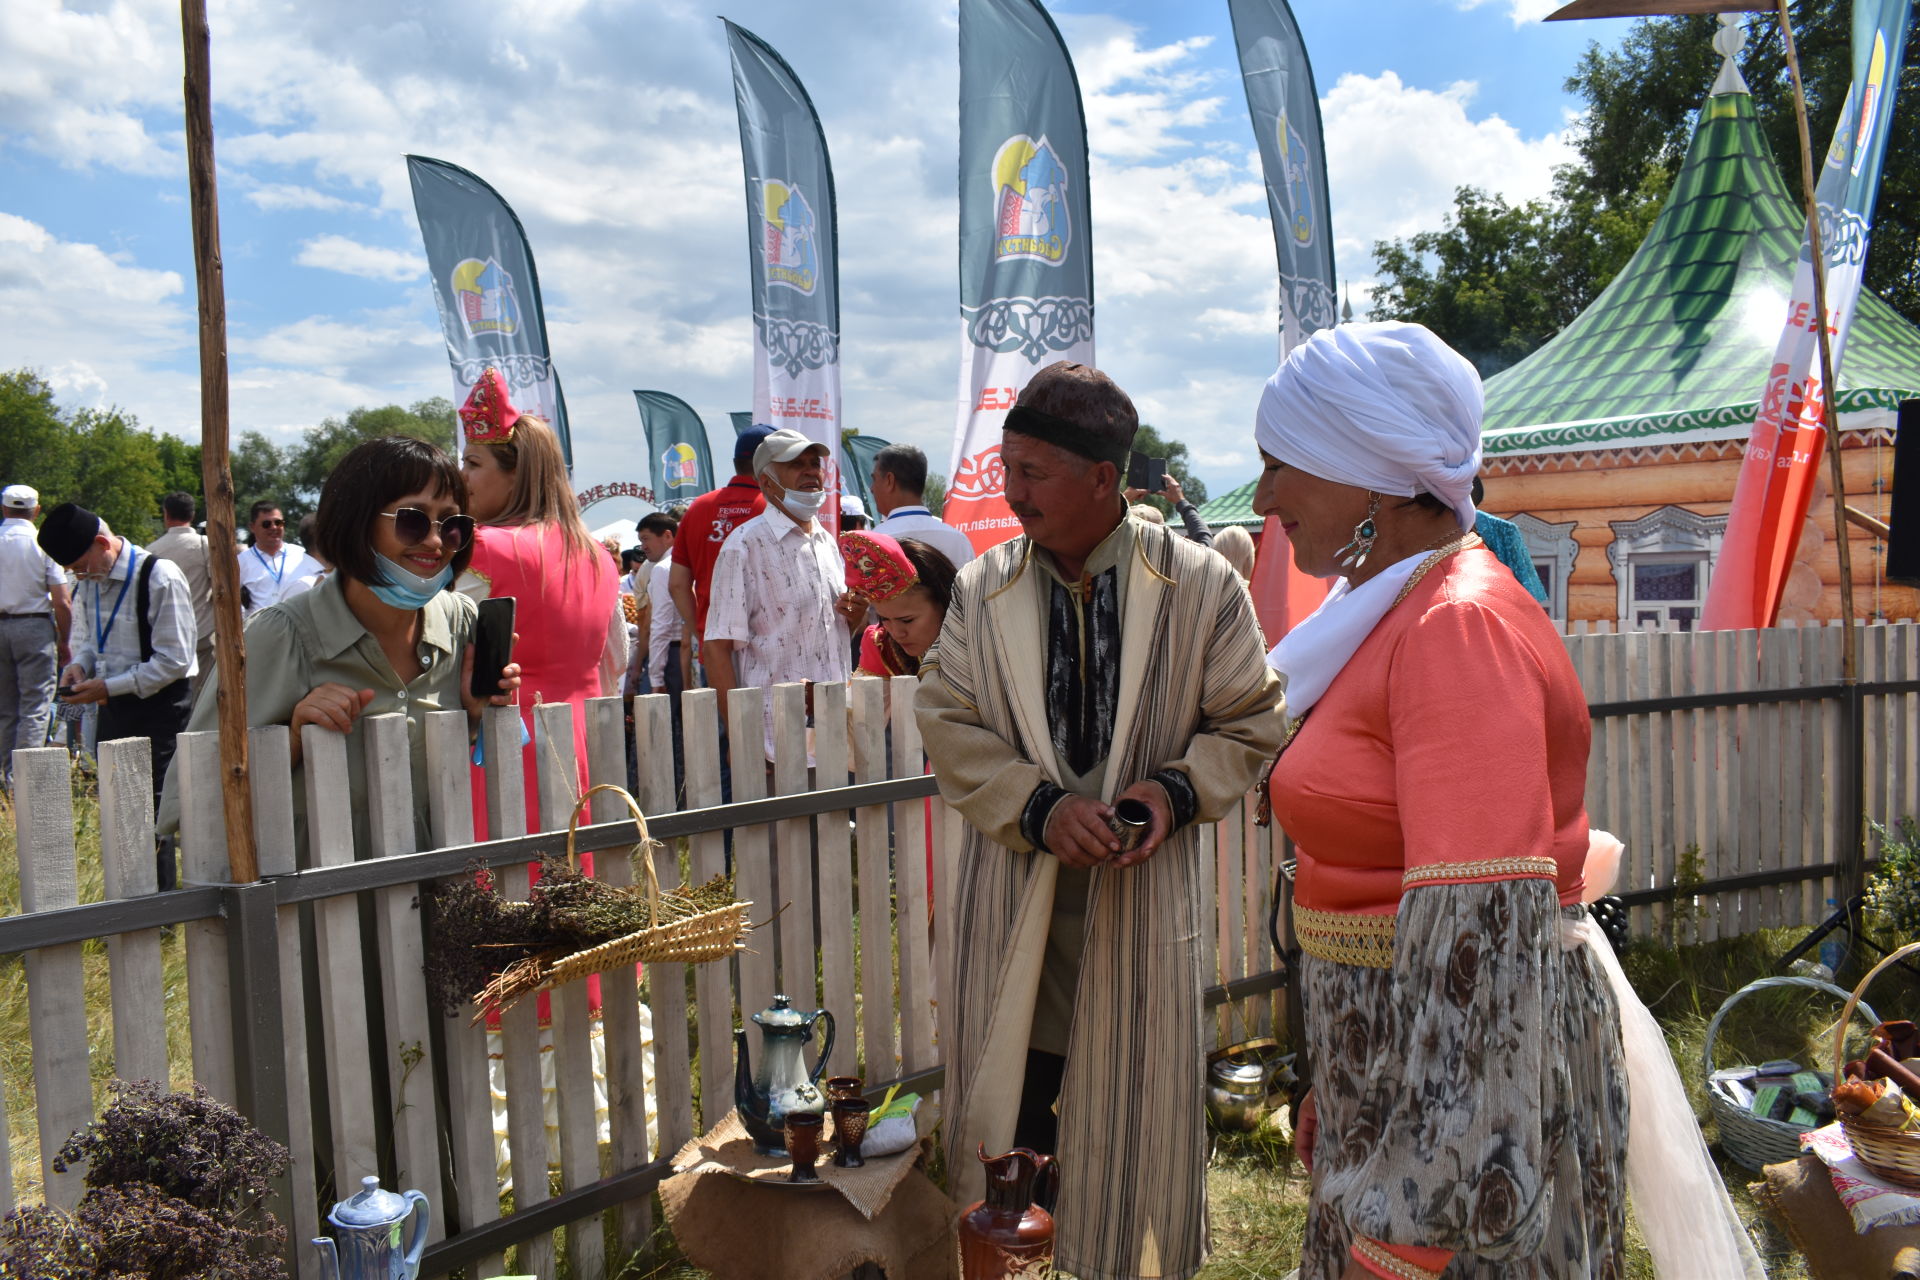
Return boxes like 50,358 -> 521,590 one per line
670,425 -> 771,657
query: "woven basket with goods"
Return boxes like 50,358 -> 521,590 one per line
1703,975 -> 1878,1172
1832,940 -> 1920,1187
448,784 -> 752,1021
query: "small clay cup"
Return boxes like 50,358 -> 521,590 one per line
824,1076 -> 864,1105
831,1097 -> 872,1169
785,1112 -> 825,1183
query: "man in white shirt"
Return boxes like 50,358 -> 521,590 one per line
638,514 -> 685,696
147,491 -> 215,696
237,500 -> 323,616
869,443 -> 976,571
0,484 -> 72,786
40,503 -> 197,888
704,429 -> 851,760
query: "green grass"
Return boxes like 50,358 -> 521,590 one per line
0,771 -> 1874,1275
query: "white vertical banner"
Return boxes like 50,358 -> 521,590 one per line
727,20 -> 844,528
947,0 -> 1095,554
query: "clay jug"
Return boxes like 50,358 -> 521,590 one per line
958,1144 -> 1058,1279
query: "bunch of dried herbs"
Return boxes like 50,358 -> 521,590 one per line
422,854 -> 742,1016
0,1081 -> 291,1280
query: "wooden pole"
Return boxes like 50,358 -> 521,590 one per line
180,0 -> 258,885
1775,0 -> 1865,898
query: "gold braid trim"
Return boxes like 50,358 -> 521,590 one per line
1352,1237 -> 1446,1280
1402,856 -> 1558,888
1294,903 -> 1396,969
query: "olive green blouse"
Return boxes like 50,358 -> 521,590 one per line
158,572 -> 477,862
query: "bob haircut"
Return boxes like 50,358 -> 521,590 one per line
313,435 -> 472,590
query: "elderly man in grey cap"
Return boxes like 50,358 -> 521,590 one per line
701,427 -> 851,760
0,484 -> 73,787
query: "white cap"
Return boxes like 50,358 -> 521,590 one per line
840,493 -> 867,519
751,428 -> 829,477
1,484 -> 37,511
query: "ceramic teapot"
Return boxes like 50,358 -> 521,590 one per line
958,1145 -> 1059,1279
735,993 -> 836,1154
313,1175 -> 430,1280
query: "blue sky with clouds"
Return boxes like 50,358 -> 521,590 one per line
1,0 -> 1674,519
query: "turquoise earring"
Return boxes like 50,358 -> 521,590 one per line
1337,493 -> 1383,570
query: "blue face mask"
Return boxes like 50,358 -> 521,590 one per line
370,552 -> 453,609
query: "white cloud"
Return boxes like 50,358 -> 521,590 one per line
245,183 -> 357,213
0,0 -> 180,173
295,234 -> 427,282
1320,70 -> 1576,308
1456,0 -> 1566,28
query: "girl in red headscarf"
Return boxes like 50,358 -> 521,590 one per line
839,532 -> 958,677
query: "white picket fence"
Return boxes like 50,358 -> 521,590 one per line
2,621 -> 1915,1276
0,677 -> 1285,1279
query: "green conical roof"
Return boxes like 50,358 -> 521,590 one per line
1197,478 -> 1263,528
1481,89 -> 1920,457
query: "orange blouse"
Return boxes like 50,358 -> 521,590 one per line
1271,546 -> 1590,917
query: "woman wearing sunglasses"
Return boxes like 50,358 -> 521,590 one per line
455,368 -> 621,833
159,434 -> 520,861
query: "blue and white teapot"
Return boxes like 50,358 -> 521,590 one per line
313,1175 -> 430,1280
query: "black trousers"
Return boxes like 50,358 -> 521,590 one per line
98,680 -> 193,890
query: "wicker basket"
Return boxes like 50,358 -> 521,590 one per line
472,784 -> 752,1018
1702,974 -> 1877,1172
1834,939 -> 1920,1187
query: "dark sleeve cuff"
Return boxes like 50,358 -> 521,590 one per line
1020,781 -> 1070,853
1174,501 -> 1214,546
1149,768 -> 1199,830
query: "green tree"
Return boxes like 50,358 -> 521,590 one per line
230,430 -> 294,529
1371,169 -> 1665,376
923,473 -> 947,517
287,399 -> 457,515
1124,423 -> 1208,516
1371,7 -> 1919,366
153,435 -> 203,512
0,371 -> 74,503
65,408 -> 166,539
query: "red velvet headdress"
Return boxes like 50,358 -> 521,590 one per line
459,367 -> 521,443
840,531 -> 918,604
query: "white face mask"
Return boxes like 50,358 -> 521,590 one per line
777,485 -> 829,523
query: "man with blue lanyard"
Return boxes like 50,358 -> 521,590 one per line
40,503 -> 198,889
236,499 -> 323,616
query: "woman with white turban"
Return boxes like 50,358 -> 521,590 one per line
1263,320 -> 1609,1280
1260,324 -> 1760,1280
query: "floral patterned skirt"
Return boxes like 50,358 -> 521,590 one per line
1298,888 -> 1630,1279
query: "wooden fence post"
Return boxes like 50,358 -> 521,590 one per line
14,748 -> 90,1210
96,738 -> 169,1088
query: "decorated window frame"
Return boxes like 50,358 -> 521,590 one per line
1511,513 -> 1579,621
1606,506 -> 1728,631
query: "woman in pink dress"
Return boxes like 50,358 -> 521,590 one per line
455,368 -> 623,836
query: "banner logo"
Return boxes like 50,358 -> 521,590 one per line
761,180 -> 820,294
992,136 -> 1070,264
659,442 -> 701,491
451,257 -> 522,339
950,446 -> 1007,502
1276,108 -> 1318,248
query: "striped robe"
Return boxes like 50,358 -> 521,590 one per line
916,516 -> 1286,1280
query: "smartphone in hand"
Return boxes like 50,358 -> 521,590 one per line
470,596 -> 516,699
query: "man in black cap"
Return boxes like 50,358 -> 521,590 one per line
40,503 -> 198,888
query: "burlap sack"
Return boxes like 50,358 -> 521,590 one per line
1754,1154 -> 1920,1280
662,1111 -> 956,1280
